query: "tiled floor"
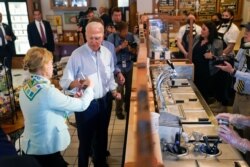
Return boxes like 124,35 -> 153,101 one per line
12,69 -> 126,167
64,111 -> 126,167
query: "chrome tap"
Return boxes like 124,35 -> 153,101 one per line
156,62 -> 177,110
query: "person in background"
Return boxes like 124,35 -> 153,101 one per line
216,113 -> 250,162
148,23 -> 162,49
0,12 -> 16,77
0,127 -> 42,167
0,127 -> 17,158
107,21 -> 137,120
77,8 -> 95,45
211,12 -> 222,27
104,22 -> 116,40
0,156 -> 42,167
19,47 -> 94,167
192,21 -> 223,103
27,10 -> 54,53
210,9 -> 240,113
99,6 -> 111,28
111,7 -> 122,26
60,22 -> 121,167
176,13 -> 202,58
216,22 -> 250,164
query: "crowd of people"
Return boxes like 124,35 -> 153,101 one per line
0,4 -> 250,167
1,5 -> 137,167
179,10 -> 250,164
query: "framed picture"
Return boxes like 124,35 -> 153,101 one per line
46,15 -> 62,29
64,12 -> 78,24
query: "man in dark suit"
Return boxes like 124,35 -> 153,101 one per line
99,6 -> 111,28
0,12 -> 16,70
27,10 -> 55,52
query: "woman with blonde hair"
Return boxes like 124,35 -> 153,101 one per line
19,47 -> 94,167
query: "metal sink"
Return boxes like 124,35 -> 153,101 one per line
162,144 -> 243,160
182,124 -> 217,138
163,159 -> 248,167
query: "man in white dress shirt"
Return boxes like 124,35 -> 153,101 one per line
60,22 -> 121,167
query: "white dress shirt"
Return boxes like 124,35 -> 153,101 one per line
60,44 -> 117,99
0,23 -> 7,45
35,20 -> 46,40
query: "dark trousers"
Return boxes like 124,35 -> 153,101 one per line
0,46 -> 13,84
0,45 -> 13,70
75,96 -> 108,167
194,72 -> 211,102
115,68 -> 133,114
105,92 -> 113,152
213,70 -> 232,106
22,151 -> 67,167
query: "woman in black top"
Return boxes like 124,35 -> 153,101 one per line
192,21 -> 223,102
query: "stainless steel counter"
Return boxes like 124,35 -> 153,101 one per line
150,65 -> 248,166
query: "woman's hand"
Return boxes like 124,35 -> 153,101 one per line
74,91 -> 83,98
218,125 -> 249,153
216,113 -> 248,128
79,78 -> 94,89
204,51 -> 214,59
218,125 -> 241,145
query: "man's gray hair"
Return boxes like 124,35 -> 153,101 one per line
86,22 -> 104,34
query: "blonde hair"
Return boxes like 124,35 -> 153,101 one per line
23,47 -> 53,73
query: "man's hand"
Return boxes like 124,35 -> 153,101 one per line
5,35 -> 12,41
112,91 -> 121,100
120,40 -> 128,49
69,78 -> 93,90
117,72 -> 125,85
216,61 -> 234,74
69,79 -> 82,90
79,78 -> 95,89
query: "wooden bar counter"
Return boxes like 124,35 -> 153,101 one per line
124,42 -> 248,167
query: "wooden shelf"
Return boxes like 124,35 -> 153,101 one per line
157,0 -> 243,23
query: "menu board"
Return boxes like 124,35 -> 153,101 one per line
158,0 -> 175,14
178,0 -> 195,14
9,2 -> 30,55
198,0 -> 217,21
219,0 -> 238,15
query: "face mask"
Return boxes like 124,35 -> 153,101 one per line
222,18 -> 230,24
212,20 -> 221,26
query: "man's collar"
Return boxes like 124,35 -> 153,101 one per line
35,20 -> 43,23
86,44 -> 101,54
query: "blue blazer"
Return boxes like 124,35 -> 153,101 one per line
27,20 -> 55,52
